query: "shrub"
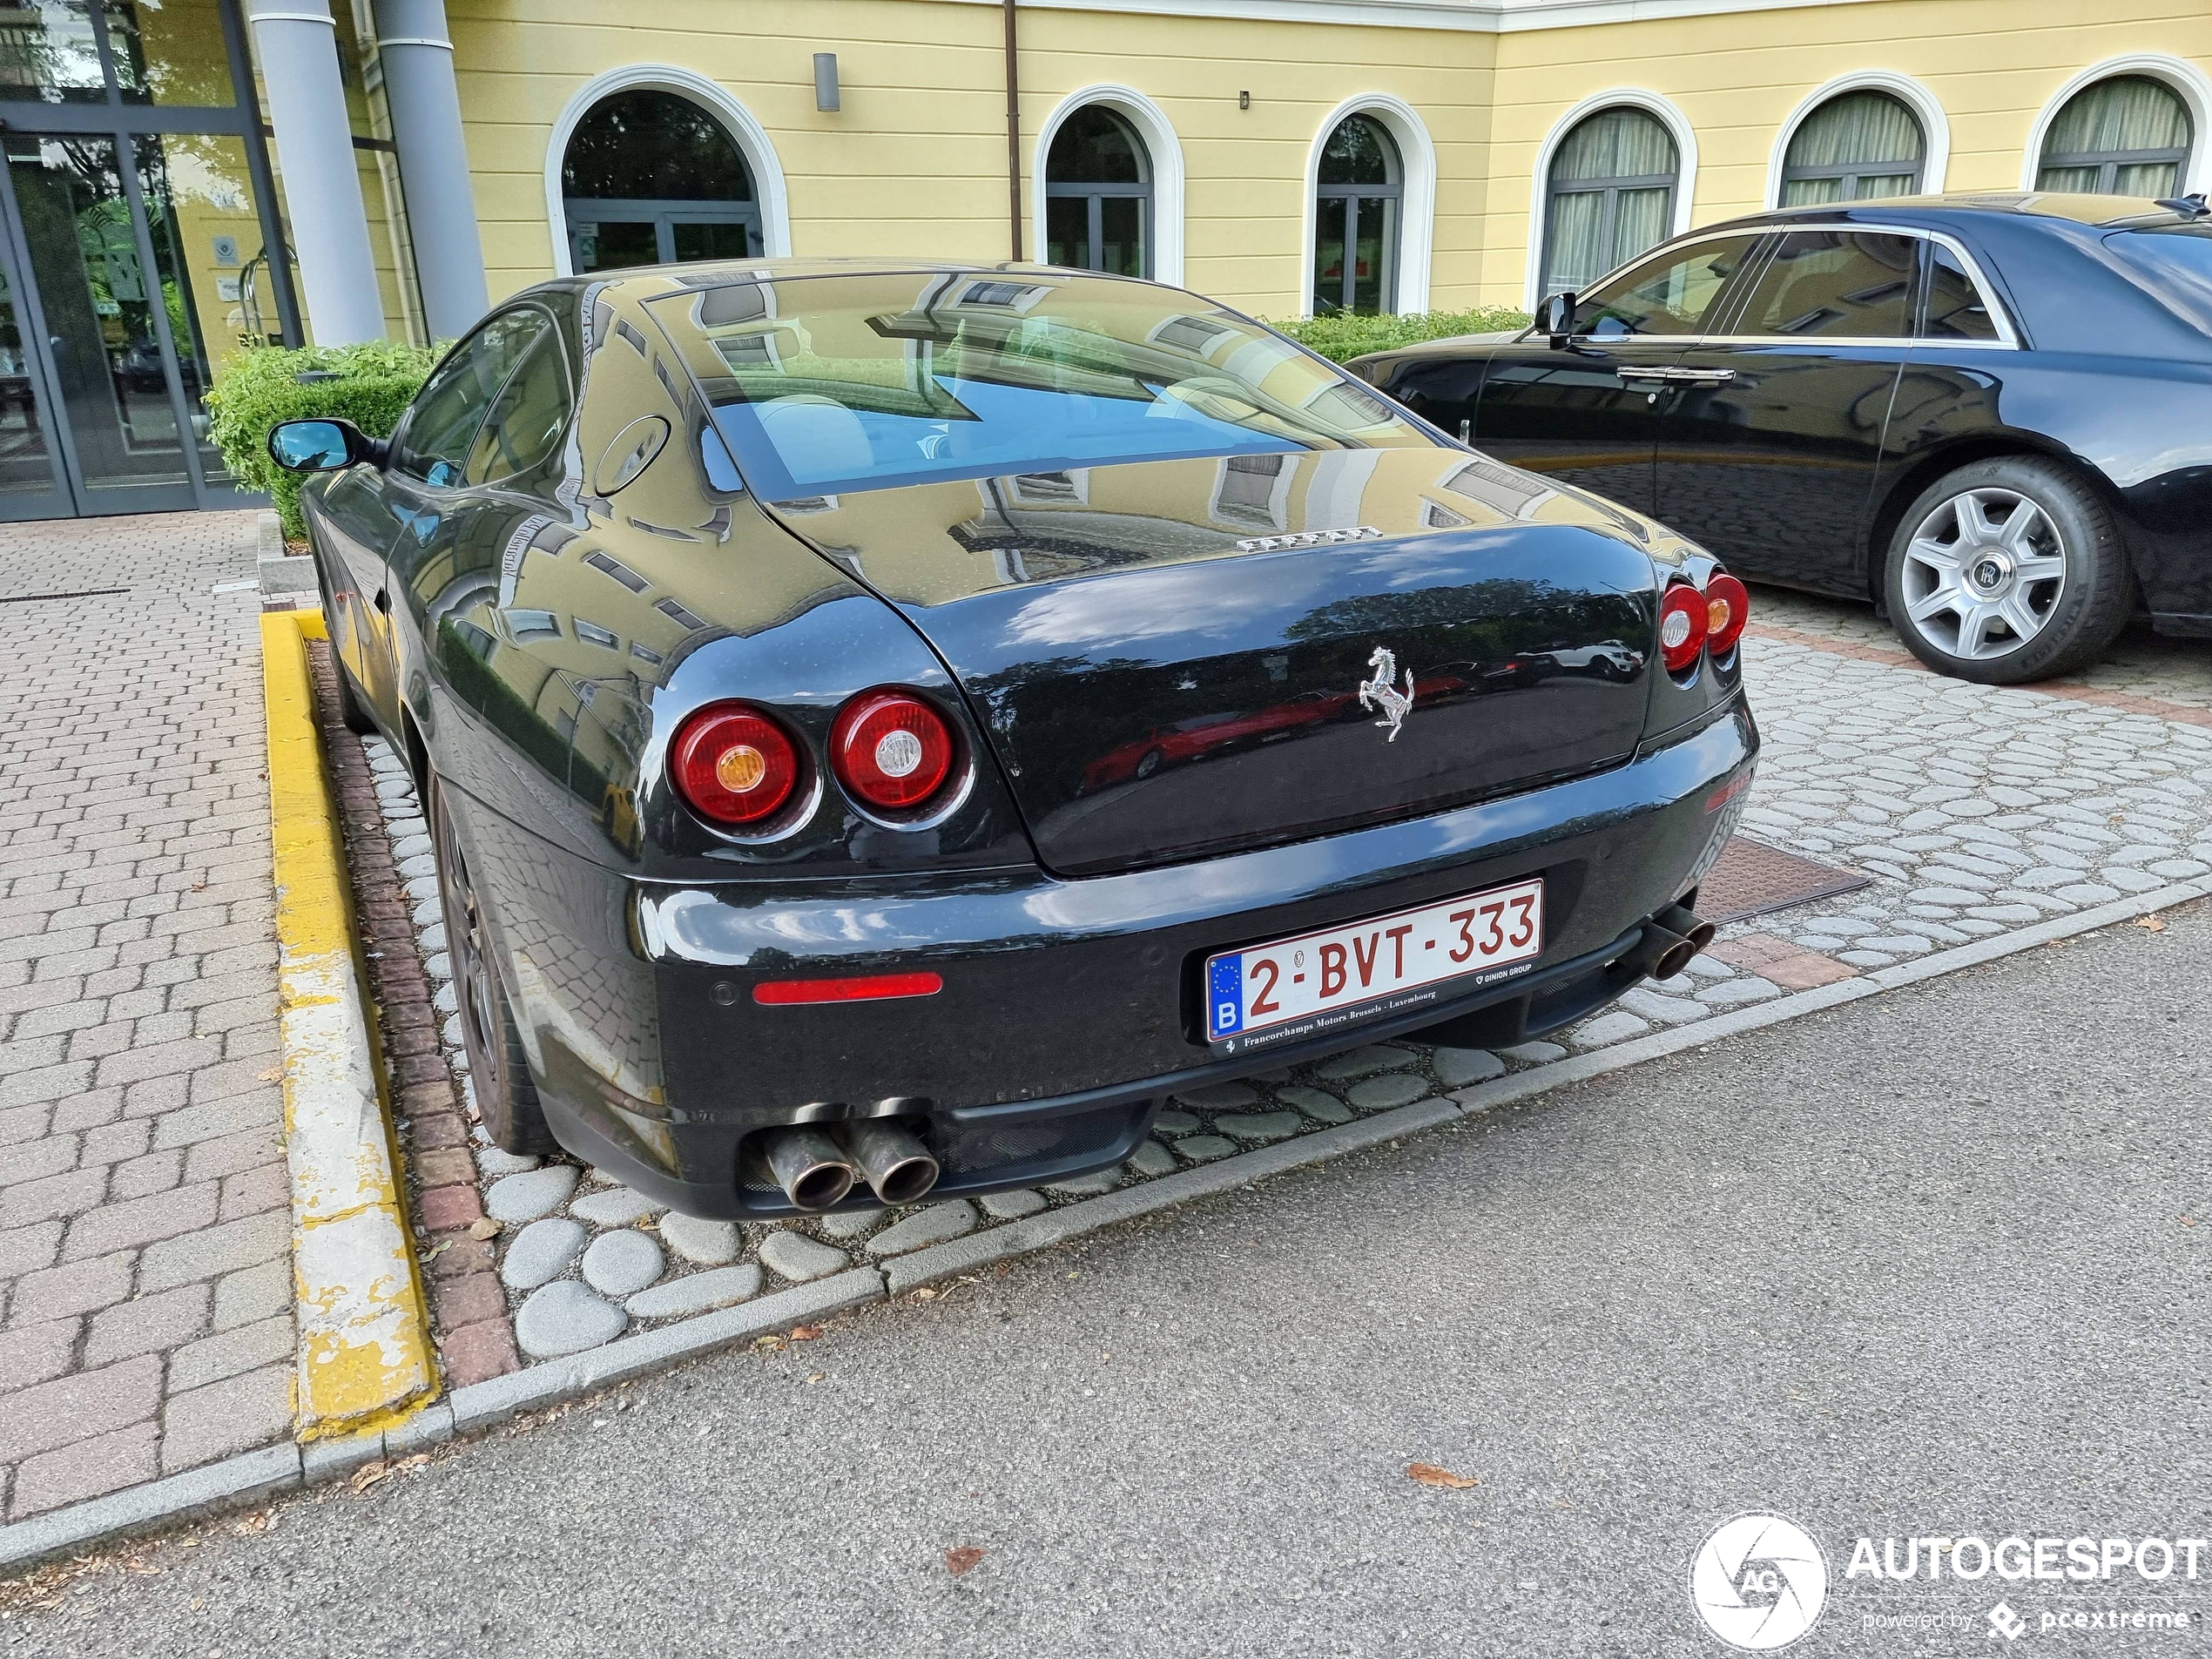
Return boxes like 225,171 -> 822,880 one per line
1268,307 -> 1531,365
204,340 -> 442,537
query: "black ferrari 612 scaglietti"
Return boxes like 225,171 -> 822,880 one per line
1352,193 -> 2212,685
271,262 -> 1756,1218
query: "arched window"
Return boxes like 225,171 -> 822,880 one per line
2037,75 -> 2193,197
1312,114 -> 1401,314
1043,106 -> 1151,278
1780,91 -> 1926,206
561,89 -> 760,273
1541,108 -> 1678,298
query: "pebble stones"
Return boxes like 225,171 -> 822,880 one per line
628,1264 -> 762,1319
581,1230 -> 664,1298
759,1230 -> 848,1283
475,1148 -> 541,1177
1346,1072 -> 1428,1111
1124,1140 -> 1177,1178
1172,1134 -> 1235,1163
1151,1109 -> 1202,1136
1279,1086 -> 1352,1125
979,1188 -> 1046,1220
500,1217 -> 585,1291
1431,1048 -> 1505,1088
1312,1045 -> 1413,1082
1043,1168 -> 1119,1197
1171,1082 -> 1258,1111
659,1211 -> 740,1266
864,1199 -> 978,1257
1212,1110 -> 1301,1144
485,1164 -> 579,1223
816,1209 -> 880,1241
515,1280 -> 625,1358
570,1185 -> 664,1227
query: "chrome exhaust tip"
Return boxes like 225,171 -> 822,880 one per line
1643,921 -> 1697,983
761,1126 -> 857,1211
838,1119 -> 941,1207
1656,901 -> 1716,955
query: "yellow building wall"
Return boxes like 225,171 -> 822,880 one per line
442,0 -> 2212,320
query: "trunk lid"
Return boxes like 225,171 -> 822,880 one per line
767,448 -> 1660,876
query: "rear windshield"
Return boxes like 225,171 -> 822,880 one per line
645,272 -> 1434,500
2102,227 -> 2212,335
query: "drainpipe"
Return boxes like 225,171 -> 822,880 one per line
245,0 -> 387,345
1002,0 -> 1022,261
372,0 -> 489,339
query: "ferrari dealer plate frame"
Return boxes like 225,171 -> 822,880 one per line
1204,877 -> 1544,1055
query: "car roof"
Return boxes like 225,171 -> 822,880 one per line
1700,191 -> 2209,236
525,259 -> 1163,300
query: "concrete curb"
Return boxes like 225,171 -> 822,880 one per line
3,867 -> 2202,1575
261,610 -> 435,1438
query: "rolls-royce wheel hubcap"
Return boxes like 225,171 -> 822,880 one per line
1901,488 -> 2067,660
441,815 -> 498,1085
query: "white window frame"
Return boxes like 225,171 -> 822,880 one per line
1525,89 -> 1697,312
1765,71 -> 1951,209
1031,84 -> 1185,287
1301,94 -> 1436,317
2020,54 -> 2212,197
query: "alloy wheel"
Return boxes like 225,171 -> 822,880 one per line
1898,487 -> 2067,660
435,797 -> 502,1095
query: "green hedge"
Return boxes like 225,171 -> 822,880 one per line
204,341 -> 442,537
1269,307 -> 1531,364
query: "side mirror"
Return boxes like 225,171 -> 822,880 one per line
267,417 -> 379,472
1537,291 -> 1579,348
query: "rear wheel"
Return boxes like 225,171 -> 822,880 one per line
332,657 -> 375,734
430,778 -> 556,1156
1883,456 -> 2132,685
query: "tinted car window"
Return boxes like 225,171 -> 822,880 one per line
1922,242 -> 2001,340
2102,228 -> 2212,335
644,273 -> 1437,500
464,333 -> 572,486
395,309 -> 548,486
1728,230 -> 1916,339
1573,234 -> 1762,337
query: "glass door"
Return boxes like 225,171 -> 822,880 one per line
0,217 -> 74,520
1,130 -> 199,513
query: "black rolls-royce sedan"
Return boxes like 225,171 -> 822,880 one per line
271,261 -> 1755,1218
1353,194 -> 2212,684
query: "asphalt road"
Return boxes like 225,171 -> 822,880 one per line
14,907 -> 2209,1658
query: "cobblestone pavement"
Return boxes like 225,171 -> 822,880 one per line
0,513 -> 294,1521
363,582 -> 2212,1375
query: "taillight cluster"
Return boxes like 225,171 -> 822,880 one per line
670,688 -> 961,832
1658,572 -> 1750,675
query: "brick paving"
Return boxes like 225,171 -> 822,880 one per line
0,512 -> 293,1521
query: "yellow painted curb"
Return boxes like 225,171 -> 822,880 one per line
262,610 -> 438,1438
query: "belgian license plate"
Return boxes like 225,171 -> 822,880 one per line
1203,878 -> 1543,1054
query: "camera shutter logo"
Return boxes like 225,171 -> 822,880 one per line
1689,1513 -> 1829,1650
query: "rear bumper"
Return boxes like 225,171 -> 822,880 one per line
504,698 -> 1757,1217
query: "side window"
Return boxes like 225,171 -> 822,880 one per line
1921,242 -> 2001,341
1725,230 -> 1917,341
393,309 -> 549,486
463,333 -> 573,486
1575,234 -> 1762,338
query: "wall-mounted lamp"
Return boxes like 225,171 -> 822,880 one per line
1238,90 -> 1250,110
815,52 -> 840,112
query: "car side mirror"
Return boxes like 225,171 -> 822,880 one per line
1537,292 -> 1578,348
267,417 -> 382,472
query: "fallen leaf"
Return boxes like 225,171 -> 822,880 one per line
1406,1463 -> 1479,1490
2136,914 -> 2168,933
752,1334 -> 784,1352
805,1372 -> 825,1385
788,1325 -> 822,1341
2183,1216 -> 2197,1227
348,1461 -> 391,1495
256,1065 -> 284,1083
466,1217 -> 501,1240
910,1287 -> 939,1301
943,1545 -> 985,1577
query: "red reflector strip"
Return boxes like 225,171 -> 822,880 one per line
752,972 -> 943,1006
1704,772 -> 1752,813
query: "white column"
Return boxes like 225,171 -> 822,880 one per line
246,0 -> 387,345
372,0 -> 488,339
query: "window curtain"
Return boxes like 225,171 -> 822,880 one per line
2043,76 -> 2189,158
1543,108 -> 1677,293
1553,108 -> 1676,183
1544,190 -> 1606,292
1786,91 -> 1924,172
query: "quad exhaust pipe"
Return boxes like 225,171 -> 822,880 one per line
1644,902 -> 1716,982
759,1119 -> 941,1211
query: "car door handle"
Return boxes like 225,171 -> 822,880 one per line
1615,366 -> 1675,383
1671,368 -> 1737,385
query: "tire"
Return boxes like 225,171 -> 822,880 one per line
333,658 -> 376,734
1134,747 -> 1164,779
430,778 -> 557,1156
1882,455 -> 2133,685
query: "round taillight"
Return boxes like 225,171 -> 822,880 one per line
830,689 -> 956,813
670,702 -> 802,827
1658,581 -> 1708,674
1705,572 -> 1750,657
